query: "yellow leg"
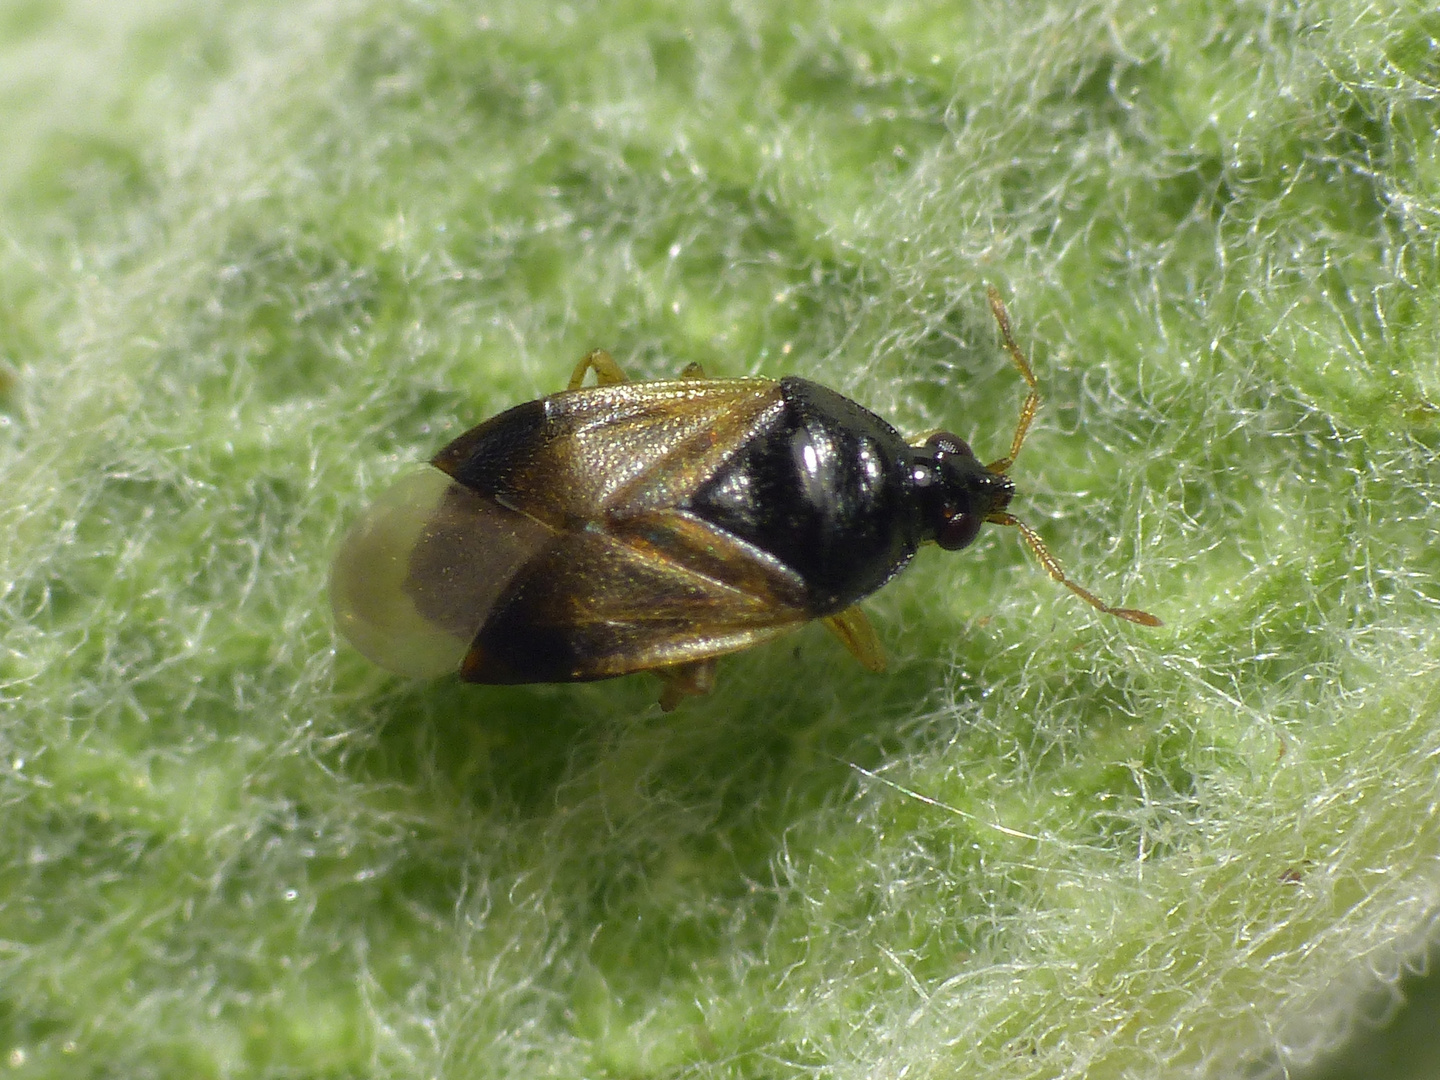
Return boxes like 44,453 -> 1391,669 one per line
656,658 -> 718,711
821,606 -> 886,673
568,349 -> 629,390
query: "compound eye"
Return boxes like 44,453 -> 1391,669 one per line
924,431 -> 973,459
936,510 -> 984,551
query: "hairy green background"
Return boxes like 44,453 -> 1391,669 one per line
3,1 -> 1439,1077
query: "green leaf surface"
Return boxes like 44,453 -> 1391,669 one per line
4,1 -> 1439,1077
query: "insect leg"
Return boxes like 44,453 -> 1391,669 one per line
568,349 -> 629,390
821,606 -> 887,673
984,287 -> 1041,475
656,658 -> 718,711
989,511 -> 1162,626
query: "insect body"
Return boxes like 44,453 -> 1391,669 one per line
331,290 -> 1159,708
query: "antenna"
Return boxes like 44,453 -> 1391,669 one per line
985,287 -> 1040,475
983,287 -> 1161,627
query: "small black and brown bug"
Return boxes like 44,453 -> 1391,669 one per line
331,289 -> 1159,709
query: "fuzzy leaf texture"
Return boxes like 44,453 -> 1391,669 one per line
2,1 -> 1439,1078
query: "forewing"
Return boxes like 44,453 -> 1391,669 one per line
432,378 -> 785,524
460,509 -> 812,683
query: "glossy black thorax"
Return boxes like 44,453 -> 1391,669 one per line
686,377 -> 922,614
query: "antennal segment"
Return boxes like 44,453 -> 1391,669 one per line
985,287 -> 1041,475
989,511 -> 1162,626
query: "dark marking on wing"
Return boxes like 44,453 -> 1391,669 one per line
403,479 -> 552,638
460,509 -> 810,683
